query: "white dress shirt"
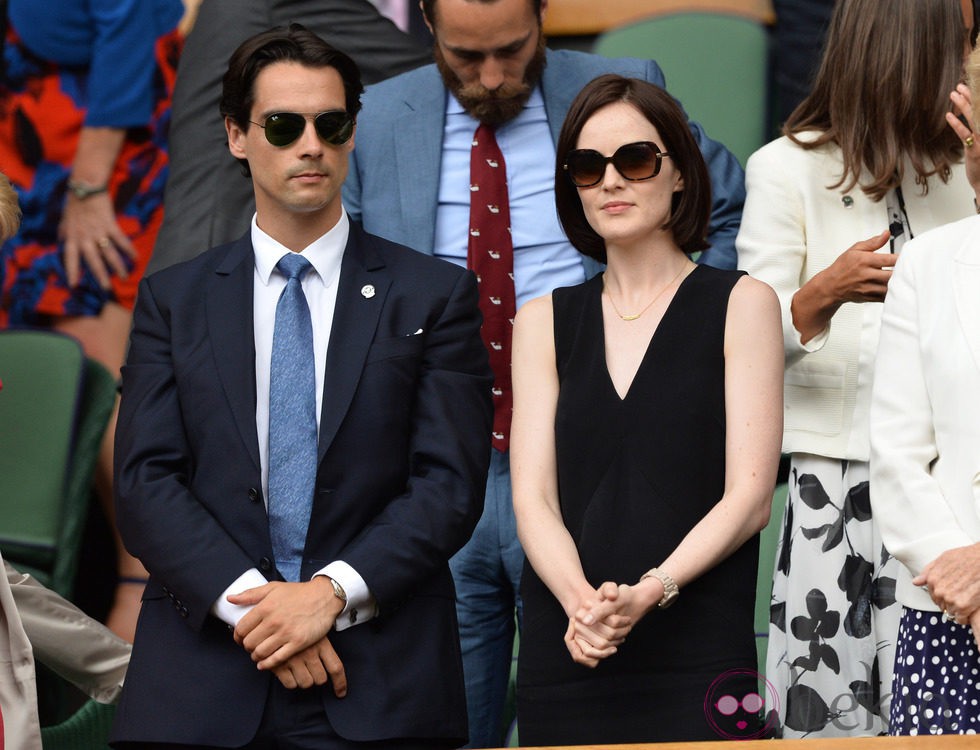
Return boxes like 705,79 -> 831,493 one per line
211,210 -> 376,631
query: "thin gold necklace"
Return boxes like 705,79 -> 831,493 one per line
604,264 -> 688,322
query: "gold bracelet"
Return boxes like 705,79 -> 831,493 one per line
640,566 -> 679,609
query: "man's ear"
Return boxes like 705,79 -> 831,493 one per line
539,0 -> 548,25
226,115 -> 247,160
421,0 -> 433,36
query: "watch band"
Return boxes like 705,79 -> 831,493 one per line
67,180 -> 109,200
328,576 -> 347,605
640,566 -> 679,609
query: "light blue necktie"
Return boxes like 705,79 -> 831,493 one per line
267,253 -> 317,582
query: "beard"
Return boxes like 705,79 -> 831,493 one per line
434,32 -> 547,127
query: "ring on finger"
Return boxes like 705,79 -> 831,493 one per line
965,134 -> 975,148
97,237 -> 111,249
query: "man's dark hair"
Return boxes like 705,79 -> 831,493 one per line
220,24 -> 364,174
420,0 -> 543,26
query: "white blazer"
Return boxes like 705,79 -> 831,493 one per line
870,215 -> 980,612
738,134 -> 972,461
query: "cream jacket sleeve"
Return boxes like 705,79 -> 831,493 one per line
7,562 -> 131,702
0,559 -> 41,750
737,136 -> 819,365
870,227 -> 978,611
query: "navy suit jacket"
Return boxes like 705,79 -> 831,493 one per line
343,48 -> 745,273
111,222 -> 493,746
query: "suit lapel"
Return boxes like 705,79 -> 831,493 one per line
397,71 -> 446,254
318,224 -> 392,460
953,238 -> 980,374
207,234 -> 261,473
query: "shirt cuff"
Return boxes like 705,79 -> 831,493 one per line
795,321 -> 830,352
316,560 -> 377,631
210,568 -> 268,627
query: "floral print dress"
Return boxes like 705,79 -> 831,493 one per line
767,456 -> 900,737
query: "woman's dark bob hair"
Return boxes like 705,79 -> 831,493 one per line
554,74 -> 711,263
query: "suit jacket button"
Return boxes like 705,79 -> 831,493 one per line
248,487 -> 261,503
259,557 -> 273,572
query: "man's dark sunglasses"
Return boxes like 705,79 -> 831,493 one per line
249,110 -> 354,147
564,141 -> 671,188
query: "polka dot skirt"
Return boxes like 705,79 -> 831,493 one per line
890,607 -> 980,735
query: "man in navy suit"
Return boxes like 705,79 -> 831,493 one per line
342,0 -> 745,744
112,24 -> 492,749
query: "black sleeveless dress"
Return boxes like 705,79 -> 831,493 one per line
517,265 -> 762,745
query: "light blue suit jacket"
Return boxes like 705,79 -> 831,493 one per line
343,48 -> 745,274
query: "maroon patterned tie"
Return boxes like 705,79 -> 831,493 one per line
468,123 -> 515,452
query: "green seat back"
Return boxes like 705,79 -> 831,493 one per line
40,698 -> 116,750
0,330 -> 116,596
594,12 -> 769,167
0,331 -> 84,569
53,357 -> 117,596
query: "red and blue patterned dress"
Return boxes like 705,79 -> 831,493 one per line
0,0 -> 183,326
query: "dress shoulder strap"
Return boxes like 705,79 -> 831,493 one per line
551,276 -> 601,380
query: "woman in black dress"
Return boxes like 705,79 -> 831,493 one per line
510,75 -> 784,745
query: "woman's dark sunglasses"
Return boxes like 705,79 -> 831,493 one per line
249,110 -> 354,147
564,141 -> 671,188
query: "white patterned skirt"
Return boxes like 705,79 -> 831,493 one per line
766,454 -> 902,736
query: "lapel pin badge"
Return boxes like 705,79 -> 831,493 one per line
361,284 -> 375,299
